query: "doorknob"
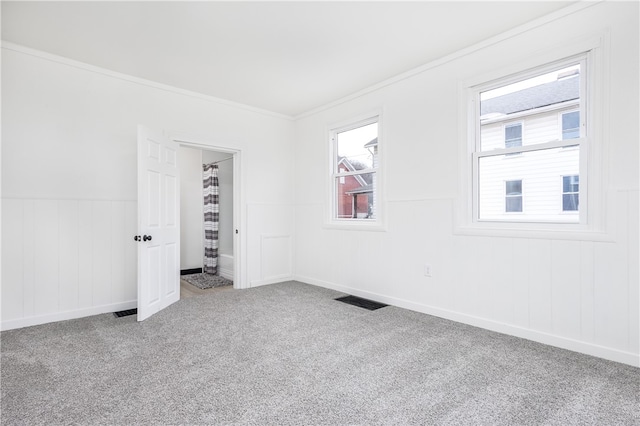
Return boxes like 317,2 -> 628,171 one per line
134,235 -> 141,241
143,235 -> 152,242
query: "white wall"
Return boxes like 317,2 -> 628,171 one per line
293,2 -> 639,366
179,146 -> 203,270
2,45 -> 295,329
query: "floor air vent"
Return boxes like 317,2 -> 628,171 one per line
335,295 -> 388,311
113,308 -> 137,318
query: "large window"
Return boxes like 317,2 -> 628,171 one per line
473,56 -> 585,224
330,116 -> 379,224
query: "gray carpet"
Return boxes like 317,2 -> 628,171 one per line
181,272 -> 233,289
1,281 -> 639,425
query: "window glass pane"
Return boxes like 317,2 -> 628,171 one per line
562,175 -> 579,193
506,196 -> 523,212
505,123 -> 522,149
335,123 -> 378,171
480,64 -> 580,151
335,172 -> 376,219
505,180 -> 522,195
562,111 -> 580,139
563,194 -> 579,211
478,146 -> 579,222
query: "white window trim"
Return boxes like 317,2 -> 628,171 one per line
325,109 -> 386,231
455,32 -> 611,241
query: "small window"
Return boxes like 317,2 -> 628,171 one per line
330,116 -> 379,223
505,180 -> 523,212
505,123 -> 522,149
562,111 -> 580,140
562,175 -> 579,211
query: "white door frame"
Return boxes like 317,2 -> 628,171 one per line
170,132 -> 247,290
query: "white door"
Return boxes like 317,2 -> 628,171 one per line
137,125 -> 180,321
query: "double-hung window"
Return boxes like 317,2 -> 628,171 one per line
505,180 -> 523,212
471,55 -> 586,224
329,115 -> 381,227
562,175 -> 579,212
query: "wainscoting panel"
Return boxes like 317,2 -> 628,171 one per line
293,191 -> 639,366
78,200 -> 93,309
92,201 -> 113,307
218,254 -> 234,280
261,234 -> 292,282
247,203 -> 294,287
2,199 -> 24,320
110,201 -> 127,305
59,200 -> 80,312
34,199 -> 60,315
628,190 -> 639,354
22,200 -> 36,318
1,198 -> 138,330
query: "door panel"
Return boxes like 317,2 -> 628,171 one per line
137,125 -> 180,321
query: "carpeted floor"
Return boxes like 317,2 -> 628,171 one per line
181,272 -> 233,289
1,281 -> 639,425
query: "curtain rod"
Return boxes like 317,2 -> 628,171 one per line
204,156 -> 233,166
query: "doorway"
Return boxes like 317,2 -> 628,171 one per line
176,141 -> 243,292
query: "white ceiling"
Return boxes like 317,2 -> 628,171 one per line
2,1 -> 575,117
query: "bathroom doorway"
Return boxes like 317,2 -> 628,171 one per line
177,144 -> 239,294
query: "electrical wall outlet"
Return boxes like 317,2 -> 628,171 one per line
424,264 -> 433,277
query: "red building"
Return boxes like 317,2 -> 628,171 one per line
336,158 -> 373,219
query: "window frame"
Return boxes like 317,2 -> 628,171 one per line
456,34 -> 610,241
325,111 -> 385,231
472,54 -> 587,225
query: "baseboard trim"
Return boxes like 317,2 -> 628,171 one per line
294,275 -> 640,368
1,301 -> 137,331
250,275 -> 293,288
219,267 -> 234,281
180,268 -> 203,275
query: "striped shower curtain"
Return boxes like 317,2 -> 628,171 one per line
203,163 -> 219,274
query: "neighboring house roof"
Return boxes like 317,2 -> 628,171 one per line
481,74 -> 579,117
337,157 -> 368,187
346,184 -> 373,195
364,137 -> 378,148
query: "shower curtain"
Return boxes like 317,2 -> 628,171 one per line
203,163 -> 219,274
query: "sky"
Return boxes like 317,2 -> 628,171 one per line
336,122 -> 377,168
481,64 -> 580,100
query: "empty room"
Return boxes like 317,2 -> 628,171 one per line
1,1 -> 638,424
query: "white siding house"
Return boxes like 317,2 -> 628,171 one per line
478,72 -> 581,222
